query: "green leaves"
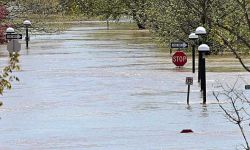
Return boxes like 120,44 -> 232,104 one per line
145,0 -> 250,56
18,0 -> 250,67
20,0 -> 60,15
0,53 -> 20,96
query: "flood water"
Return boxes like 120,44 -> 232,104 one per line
0,22 -> 250,150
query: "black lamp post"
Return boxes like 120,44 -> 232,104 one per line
198,44 -> 210,104
188,33 -> 198,73
195,27 -> 207,84
23,20 -> 31,49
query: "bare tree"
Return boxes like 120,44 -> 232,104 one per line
213,78 -> 250,150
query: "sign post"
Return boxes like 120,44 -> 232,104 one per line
7,39 -> 21,54
6,33 -> 22,54
172,51 -> 187,67
186,77 -> 193,105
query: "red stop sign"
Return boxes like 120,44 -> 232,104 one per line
172,51 -> 187,66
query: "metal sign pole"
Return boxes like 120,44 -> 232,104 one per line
198,51 -> 202,83
202,53 -> 207,104
192,44 -> 195,73
6,27 -> 22,55
186,77 -> 193,105
200,55 -> 205,92
187,85 -> 190,105
26,27 -> 29,49
13,40 -> 15,53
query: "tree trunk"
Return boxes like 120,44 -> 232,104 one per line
136,22 -> 146,29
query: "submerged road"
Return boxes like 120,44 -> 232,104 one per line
0,22 -> 249,150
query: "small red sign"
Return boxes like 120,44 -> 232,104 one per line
172,51 -> 187,66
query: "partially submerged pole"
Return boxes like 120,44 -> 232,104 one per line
23,20 -> 31,49
186,77 -> 193,105
107,18 -> 109,30
187,84 -> 191,105
198,44 -> 210,104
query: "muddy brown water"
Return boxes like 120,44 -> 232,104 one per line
0,22 -> 249,150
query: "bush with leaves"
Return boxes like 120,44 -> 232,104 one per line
0,5 -> 9,44
0,54 -> 20,105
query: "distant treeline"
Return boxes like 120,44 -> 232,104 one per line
1,0 -> 250,70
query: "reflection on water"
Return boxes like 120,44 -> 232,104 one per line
0,22 -> 249,150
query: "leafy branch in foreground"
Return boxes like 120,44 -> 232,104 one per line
0,53 -> 20,97
213,79 -> 250,150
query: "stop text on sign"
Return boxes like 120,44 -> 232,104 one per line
172,51 -> 187,66
172,56 -> 187,63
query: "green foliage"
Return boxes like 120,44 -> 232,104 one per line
76,0 -> 249,70
57,0 -> 151,28
20,0 -> 60,15
94,0 -> 125,20
58,0 -> 96,16
122,0 -> 151,29
0,53 -> 20,95
146,0 -> 250,55
7,0 -> 250,70
58,0 -> 248,55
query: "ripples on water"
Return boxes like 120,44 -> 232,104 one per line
0,23 -> 249,150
